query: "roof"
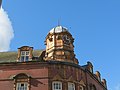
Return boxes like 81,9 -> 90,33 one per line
0,50 -> 43,63
49,25 -> 69,34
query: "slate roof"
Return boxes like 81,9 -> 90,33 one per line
0,50 -> 43,63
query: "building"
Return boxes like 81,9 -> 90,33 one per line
0,25 -> 107,90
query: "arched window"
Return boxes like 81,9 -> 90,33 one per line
13,73 -> 31,90
52,81 -> 62,90
68,82 -> 75,90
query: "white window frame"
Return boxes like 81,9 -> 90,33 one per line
16,82 -> 28,90
52,81 -> 62,90
20,51 -> 30,62
80,85 -> 84,90
68,82 -> 75,90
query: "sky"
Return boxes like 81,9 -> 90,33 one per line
1,0 -> 120,90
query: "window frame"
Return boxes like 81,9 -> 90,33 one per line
14,73 -> 30,90
68,82 -> 75,90
20,51 -> 30,62
16,82 -> 28,90
80,85 -> 84,90
52,81 -> 62,90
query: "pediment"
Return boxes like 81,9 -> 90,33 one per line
53,74 -> 62,81
68,75 -> 75,81
79,80 -> 86,86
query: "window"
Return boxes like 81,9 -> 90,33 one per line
20,51 -> 30,62
62,35 -> 71,45
57,35 -> 62,40
68,82 -> 75,90
52,81 -> 62,90
49,37 -> 53,42
14,73 -> 30,90
16,83 -> 28,90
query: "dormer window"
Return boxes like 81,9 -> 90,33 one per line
95,71 -> 101,81
87,62 -> 93,73
17,46 -> 33,62
20,51 -> 30,62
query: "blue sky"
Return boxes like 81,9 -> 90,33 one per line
2,0 -> 120,90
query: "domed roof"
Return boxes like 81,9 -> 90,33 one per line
49,25 -> 69,34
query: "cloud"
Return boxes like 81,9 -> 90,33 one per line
0,7 -> 14,52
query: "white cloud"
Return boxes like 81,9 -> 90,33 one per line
0,7 -> 14,52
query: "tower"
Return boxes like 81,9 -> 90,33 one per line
44,25 -> 78,64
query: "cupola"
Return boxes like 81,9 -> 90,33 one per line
44,25 -> 78,64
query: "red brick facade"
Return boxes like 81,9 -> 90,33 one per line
0,61 -> 107,90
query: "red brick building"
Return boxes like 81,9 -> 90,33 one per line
0,26 -> 107,90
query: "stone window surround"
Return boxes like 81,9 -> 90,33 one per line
13,73 -> 31,90
52,81 -> 62,90
68,82 -> 75,90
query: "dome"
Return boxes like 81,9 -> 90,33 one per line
49,25 -> 69,34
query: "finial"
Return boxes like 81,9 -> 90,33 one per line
58,19 -> 60,26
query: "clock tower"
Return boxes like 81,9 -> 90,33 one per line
44,25 -> 78,64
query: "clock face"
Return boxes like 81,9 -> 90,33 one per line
62,35 -> 71,45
